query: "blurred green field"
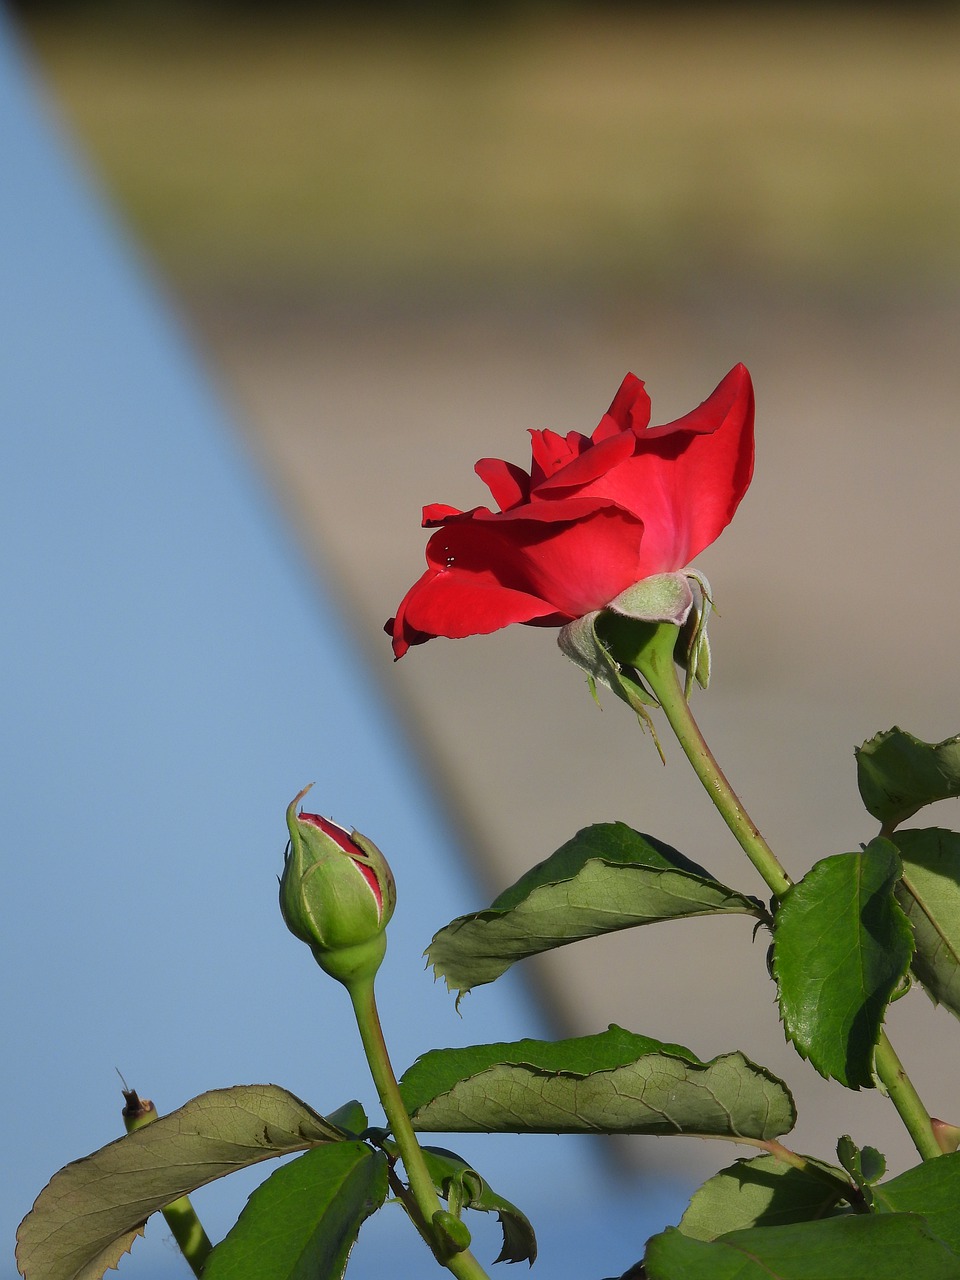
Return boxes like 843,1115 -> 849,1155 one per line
22,9 -> 960,292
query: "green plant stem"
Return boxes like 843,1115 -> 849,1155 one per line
873,1033 -> 943,1161
635,623 -> 791,897
632,622 -> 940,1162
348,976 -> 493,1280
155,1197 -> 215,1276
121,1091 -> 213,1276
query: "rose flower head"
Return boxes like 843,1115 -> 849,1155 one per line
386,365 -> 754,658
280,786 -> 396,985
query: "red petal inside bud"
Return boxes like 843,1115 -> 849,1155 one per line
298,811 -> 383,911
351,858 -> 383,910
299,811 -> 355,849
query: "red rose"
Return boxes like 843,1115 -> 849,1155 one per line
387,365 -> 754,658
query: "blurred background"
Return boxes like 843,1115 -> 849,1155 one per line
4,2 -> 960,1278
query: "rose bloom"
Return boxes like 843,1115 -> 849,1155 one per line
387,365 -> 754,658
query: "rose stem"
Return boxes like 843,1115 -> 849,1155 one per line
348,974 -> 494,1280
121,1091 -> 214,1276
632,621 -> 941,1163
632,621 -> 790,896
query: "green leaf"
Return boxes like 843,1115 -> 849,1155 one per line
837,1135 -> 886,1194
418,1146 -> 537,1265
322,1100 -> 368,1136
873,1152 -> 960,1252
400,1025 -> 795,1142
644,1216 -> 960,1279
892,828 -> 960,1019
201,1143 -> 388,1280
68,1228 -> 147,1280
857,728 -> 960,829
772,840 -> 913,1088
16,1085 -> 353,1280
401,1024 -> 696,1114
678,1154 -> 854,1241
426,823 -> 764,999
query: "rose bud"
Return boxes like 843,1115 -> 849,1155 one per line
280,785 -> 396,986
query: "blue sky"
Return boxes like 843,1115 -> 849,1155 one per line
0,13 -> 681,1279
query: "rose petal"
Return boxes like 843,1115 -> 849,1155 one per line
417,502 -> 648,624
599,373 -> 652,438
388,565 -> 559,657
571,364 -> 754,572
643,362 -> 753,442
463,494 -> 634,527
474,457 -> 530,511
532,429 -> 636,496
423,503 -> 462,527
528,427 -> 585,484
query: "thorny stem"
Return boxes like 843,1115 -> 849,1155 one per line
872,1034 -> 943,1161
348,976 -> 493,1280
121,1090 -> 214,1277
631,622 -> 941,1163
386,1164 -> 433,1235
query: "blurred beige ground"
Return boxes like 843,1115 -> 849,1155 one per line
24,5 -> 960,1183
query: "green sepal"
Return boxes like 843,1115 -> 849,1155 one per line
606,572 -> 696,624
600,570 -> 713,692
558,609 -> 659,716
669,568 -> 713,694
557,573 -> 706,749
427,822 -> 765,1000
772,840 -> 913,1088
559,592 -> 713,756
555,573 -> 716,727
676,604 -> 711,693
311,933 -> 388,987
